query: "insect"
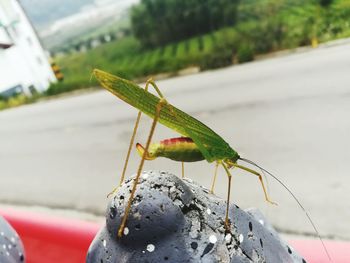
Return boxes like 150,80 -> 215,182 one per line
93,69 -> 330,260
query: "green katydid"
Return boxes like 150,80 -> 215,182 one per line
93,69 -> 330,260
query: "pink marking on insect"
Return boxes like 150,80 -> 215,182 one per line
161,137 -> 193,146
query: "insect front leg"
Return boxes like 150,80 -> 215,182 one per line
108,79 -> 155,197
234,163 -> 277,205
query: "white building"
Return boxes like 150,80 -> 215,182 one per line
0,0 -> 56,97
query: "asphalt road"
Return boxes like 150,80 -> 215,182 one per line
1,43 -> 350,242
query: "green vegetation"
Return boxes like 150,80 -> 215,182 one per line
43,0 -> 350,96
2,0 -> 350,110
0,95 -> 40,111
131,0 -> 239,47
48,32 -> 230,96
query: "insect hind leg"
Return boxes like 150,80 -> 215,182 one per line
233,163 -> 277,205
108,78 -> 158,197
210,161 -> 220,194
117,96 -> 168,237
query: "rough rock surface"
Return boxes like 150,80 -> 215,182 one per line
0,216 -> 25,262
87,171 -> 307,263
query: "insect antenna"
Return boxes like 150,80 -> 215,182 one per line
239,157 -> 332,262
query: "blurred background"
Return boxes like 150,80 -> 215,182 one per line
1,0 -> 350,246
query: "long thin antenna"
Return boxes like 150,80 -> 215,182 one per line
239,157 -> 332,262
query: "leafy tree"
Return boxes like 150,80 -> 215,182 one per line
131,0 -> 240,48
319,0 -> 333,7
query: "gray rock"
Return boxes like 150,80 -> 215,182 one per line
87,171 -> 307,263
0,216 -> 25,263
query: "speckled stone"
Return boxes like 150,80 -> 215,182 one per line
86,171 -> 306,263
0,216 -> 25,263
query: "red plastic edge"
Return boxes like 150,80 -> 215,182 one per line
0,208 -> 101,263
289,239 -> 350,263
1,207 -> 349,263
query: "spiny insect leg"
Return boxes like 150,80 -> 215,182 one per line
221,162 -> 233,232
108,79 -> 155,197
118,98 -> 167,238
210,161 -> 220,194
234,163 -> 277,206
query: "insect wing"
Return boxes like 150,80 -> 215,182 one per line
93,69 -> 236,162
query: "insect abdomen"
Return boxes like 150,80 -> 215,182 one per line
136,137 -> 205,162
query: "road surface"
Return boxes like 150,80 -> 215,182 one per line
1,43 -> 350,242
